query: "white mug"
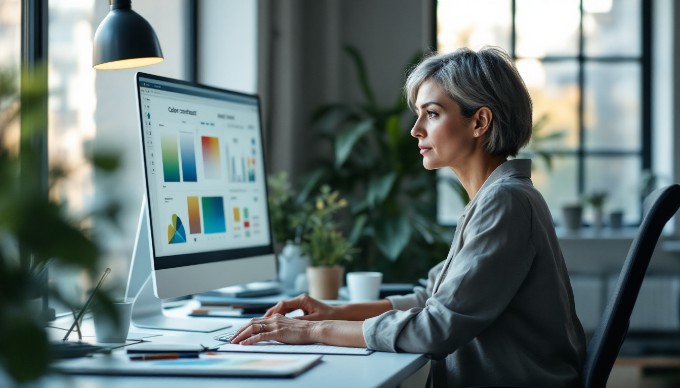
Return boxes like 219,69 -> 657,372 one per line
346,272 -> 382,302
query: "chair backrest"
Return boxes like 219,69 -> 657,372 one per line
582,184 -> 680,388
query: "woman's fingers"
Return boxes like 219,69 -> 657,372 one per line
230,317 -> 268,344
230,314 -> 316,345
263,298 -> 302,317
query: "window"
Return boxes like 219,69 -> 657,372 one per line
0,0 -> 21,149
435,0 -> 650,227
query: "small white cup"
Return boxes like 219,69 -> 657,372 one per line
93,298 -> 133,343
346,272 -> 383,302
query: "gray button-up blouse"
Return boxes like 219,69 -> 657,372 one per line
363,159 -> 586,387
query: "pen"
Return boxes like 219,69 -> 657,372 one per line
63,267 -> 111,341
129,353 -> 200,361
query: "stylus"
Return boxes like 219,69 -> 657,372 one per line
63,268 -> 111,341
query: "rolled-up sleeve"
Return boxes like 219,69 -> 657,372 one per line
386,260 -> 445,310
363,186 -> 536,359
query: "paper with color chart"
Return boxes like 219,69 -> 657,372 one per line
52,352 -> 322,377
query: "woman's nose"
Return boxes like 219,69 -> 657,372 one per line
410,121 -> 423,138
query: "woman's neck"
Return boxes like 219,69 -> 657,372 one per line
453,155 -> 507,201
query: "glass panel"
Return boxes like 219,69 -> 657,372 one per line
584,156 -> 641,225
0,0 -> 20,68
436,0 -> 511,53
532,156 -> 578,224
584,0 -> 641,57
0,0 -> 21,149
516,0 -> 580,57
584,62 -> 641,150
516,60 -> 579,151
48,0 -> 97,218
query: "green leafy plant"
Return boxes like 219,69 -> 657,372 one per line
306,46 -> 450,281
585,191 -> 608,209
300,185 -> 357,267
267,171 -> 310,246
0,66 -> 118,383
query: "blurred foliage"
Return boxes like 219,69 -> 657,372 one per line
267,171 -> 310,247
299,185 -> 357,267
304,46 -> 451,282
0,65 -> 119,383
268,174 -> 357,267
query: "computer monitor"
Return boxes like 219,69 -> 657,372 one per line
126,73 -> 277,332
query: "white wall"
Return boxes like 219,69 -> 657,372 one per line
197,0 -> 258,94
92,0 -> 189,287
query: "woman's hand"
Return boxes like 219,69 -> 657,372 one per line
264,293 -> 338,321
229,313 -> 321,345
229,313 -> 368,348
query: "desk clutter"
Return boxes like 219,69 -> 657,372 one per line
44,282 -> 417,381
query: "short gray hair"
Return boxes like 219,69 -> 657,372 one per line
404,47 -> 532,157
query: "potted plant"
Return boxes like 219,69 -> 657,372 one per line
307,46 -> 452,282
0,66 -> 118,383
301,185 -> 357,300
585,191 -> 608,230
267,171 -> 314,292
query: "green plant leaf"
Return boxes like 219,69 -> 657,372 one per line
349,214 -> 368,245
2,313 -> 49,383
311,103 -> 355,136
367,172 -> 397,207
385,114 -> 402,151
343,45 -> 377,109
335,119 -> 373,168
297,168 -> 326,203
374,214 -> 411,261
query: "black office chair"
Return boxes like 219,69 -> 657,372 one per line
582,184 -> 680,388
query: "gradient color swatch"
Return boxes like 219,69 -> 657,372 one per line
179,132 -> 197,182
201,136 -> 221,179
167,214 -> 187,244
187,196 -> 202,234
161,134 -> 180,182
201,196 -> 226,234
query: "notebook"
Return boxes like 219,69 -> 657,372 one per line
52,352 -> 322,377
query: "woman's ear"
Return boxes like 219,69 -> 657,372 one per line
473,107 -> 493,138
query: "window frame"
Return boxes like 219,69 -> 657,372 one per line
432,0 -> 652,226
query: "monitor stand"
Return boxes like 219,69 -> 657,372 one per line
125,199 -> 231,333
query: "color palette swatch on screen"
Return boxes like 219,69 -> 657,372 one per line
232,207 -> 251,237
187,196 -> 202,234
179,132 -> 197,182
167,214 -> 187,244
202,196 -> 226,234
161,134 -> 180,182
201,136 -> 221,179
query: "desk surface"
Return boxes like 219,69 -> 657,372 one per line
32,302 -> 427,388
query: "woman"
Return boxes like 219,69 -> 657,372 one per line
230,46 -> 586,387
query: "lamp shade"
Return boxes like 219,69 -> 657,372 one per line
93,0 -> 163,70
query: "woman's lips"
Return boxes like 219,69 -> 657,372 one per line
419,146 -> 431,155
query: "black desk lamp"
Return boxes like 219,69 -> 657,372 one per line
93,0 -> 163,70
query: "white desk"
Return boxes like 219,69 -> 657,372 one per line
36,302 -> 429,388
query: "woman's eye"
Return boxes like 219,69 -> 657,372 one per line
427,110 -> 437,118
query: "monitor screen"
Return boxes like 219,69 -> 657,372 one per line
135,72 -> 276,299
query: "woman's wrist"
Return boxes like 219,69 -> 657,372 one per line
310,320 -> 366,347
311,320 -> 330,343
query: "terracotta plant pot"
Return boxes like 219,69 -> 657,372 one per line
306,266 -> 344,300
